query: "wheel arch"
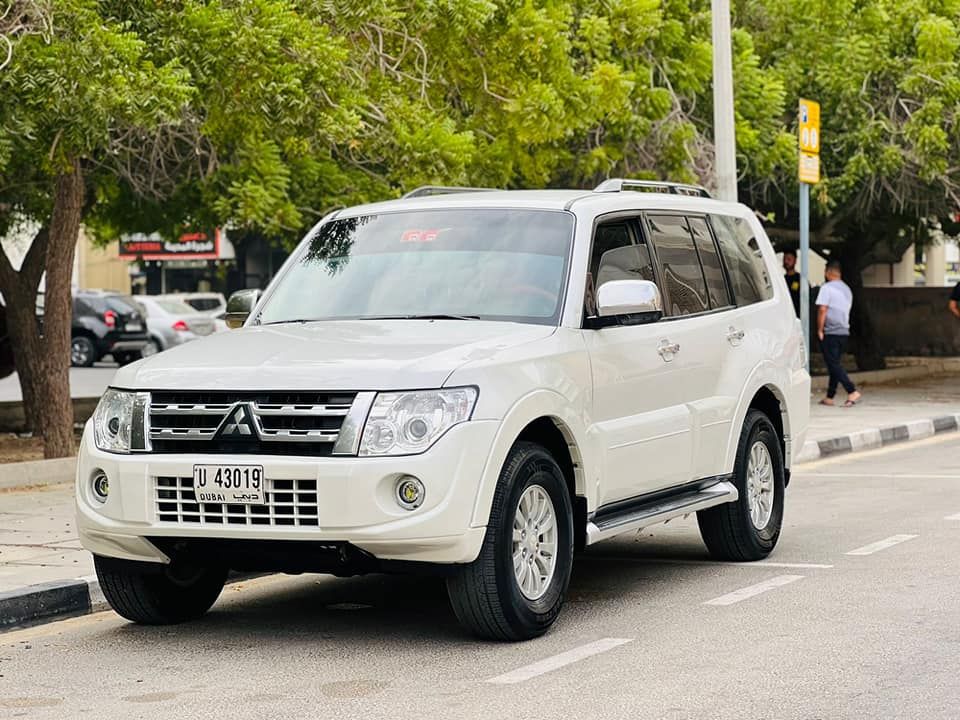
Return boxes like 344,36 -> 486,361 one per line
469,391 -> 592,541
723,361 -> 795,470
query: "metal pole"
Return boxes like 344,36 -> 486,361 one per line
799,182 -> 810,370
711,0 -> 737,202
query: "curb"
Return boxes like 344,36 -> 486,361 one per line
0,571 -> 256,632
0,457 -> 76,491
797,413 -> 960,464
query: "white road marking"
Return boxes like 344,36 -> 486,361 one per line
944,512 -> 960,521
726,561 -> 833,569
795,472 -> 960,479
703,574 -> 804,606
590,556 -> 832,569
485,638 -> 633,684
845,534 -> 917,556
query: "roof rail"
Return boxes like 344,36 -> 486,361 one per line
402,185 -> 497,199
593,178 -> 712,198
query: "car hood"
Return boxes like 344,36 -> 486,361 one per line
112,320 -> 556,391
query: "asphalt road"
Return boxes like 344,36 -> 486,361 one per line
0,365 -> 116,403
3,434 -> 960,719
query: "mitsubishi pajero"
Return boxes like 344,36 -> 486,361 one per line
78,180 -> 810,640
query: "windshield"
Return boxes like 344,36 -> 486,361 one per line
154,299 -> 196,315
257,209 -> 574,326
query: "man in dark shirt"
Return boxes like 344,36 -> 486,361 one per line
950,281 -> 960,319
783,249 -> 801,317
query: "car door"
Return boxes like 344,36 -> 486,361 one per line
683,215 -> 739,478
582,215 -> 695,506
641,213 -> 728,486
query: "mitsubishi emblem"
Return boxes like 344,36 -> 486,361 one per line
219,403 -> 256,438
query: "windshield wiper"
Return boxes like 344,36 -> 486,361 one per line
359,314 -> 480,321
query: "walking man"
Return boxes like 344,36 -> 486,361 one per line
816,260 -> 861,407
783,249 -> 801,317
948,280 -> 960,319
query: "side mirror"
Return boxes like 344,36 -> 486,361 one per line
225,289 -> 262,329
596,279 -> 663,325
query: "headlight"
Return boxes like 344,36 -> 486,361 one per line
93,389 -> 149,453
358,387 -> 477,456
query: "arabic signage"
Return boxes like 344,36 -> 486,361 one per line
119,229 -> 221,260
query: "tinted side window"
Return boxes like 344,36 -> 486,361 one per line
586,222 -> 631,316
647,215 -> 709,316
687,216 -> 731,309
711,214 -> 773,305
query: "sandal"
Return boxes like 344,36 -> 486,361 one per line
844,392 -> 862,407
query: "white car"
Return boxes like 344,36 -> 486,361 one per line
78,181 -> 809,640
135,296 -> 218,356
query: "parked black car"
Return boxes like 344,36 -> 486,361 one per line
71,291 -> 150,367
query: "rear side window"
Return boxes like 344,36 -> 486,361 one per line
687,217 -> 731,309
647,215 -> 709,316
710,214 -> 773,305
75,295 -> 140,316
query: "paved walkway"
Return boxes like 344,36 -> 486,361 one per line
808,373 -> 960,442
1,375 -> 959,602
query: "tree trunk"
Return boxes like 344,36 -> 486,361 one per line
36,160 -> 84,457
0,160 -> 84,457
838,240 -> 887,372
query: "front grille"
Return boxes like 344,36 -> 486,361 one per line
148,390 -> 360,456
155,476 -> 319,527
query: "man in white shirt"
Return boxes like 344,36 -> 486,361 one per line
816,260 -> 861,406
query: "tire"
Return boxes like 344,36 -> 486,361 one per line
446,441 -> 574,641
113,352 -> 135,366
697,409 -> 785,561
140,338 -> 160,358
94,555 -> 228,625
70,336 -> 96,367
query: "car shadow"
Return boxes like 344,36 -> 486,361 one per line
99,529 -> 723,647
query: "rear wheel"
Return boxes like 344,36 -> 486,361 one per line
140,338 -> 160,358
95,556 -> 227,625
446,442 -> 574,641
70,336 -> 96,367
697,409 -> 785,561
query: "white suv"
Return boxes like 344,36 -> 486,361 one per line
78,181 -> 809,640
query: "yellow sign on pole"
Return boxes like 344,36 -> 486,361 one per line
798,98 -> 821,184
799,151 -> 820,184
799,98 -> 820,154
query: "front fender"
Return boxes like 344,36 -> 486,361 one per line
468,389 -> 594,528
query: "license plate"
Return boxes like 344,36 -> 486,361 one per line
126,322 -> 142,331
193,464 -> 265,504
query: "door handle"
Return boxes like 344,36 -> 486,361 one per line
658,339 -> 680,361
726,326 -> 745,346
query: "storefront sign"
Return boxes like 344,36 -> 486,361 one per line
119,230 -> 220,260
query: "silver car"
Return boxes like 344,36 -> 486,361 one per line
135,296 -> 217,355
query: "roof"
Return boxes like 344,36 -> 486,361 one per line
334,188 -> 755,221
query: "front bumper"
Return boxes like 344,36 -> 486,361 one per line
77,419 -> 498,567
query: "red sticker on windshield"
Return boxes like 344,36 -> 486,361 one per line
401,229 -> 440,243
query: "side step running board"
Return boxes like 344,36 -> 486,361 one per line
585,481 -> 738,545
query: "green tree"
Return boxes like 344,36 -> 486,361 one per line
736,0 -> 960,368
0,0 -> 357,456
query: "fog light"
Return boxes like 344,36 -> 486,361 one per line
396,475 -> 425,510
91,470 -> 110,503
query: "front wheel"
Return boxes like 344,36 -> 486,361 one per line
446,442 -> 574,641
95,556 -> 228,625
71,336 -> 96,367
697,409 -> 785,561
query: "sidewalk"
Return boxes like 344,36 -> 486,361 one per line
2,375 -> 959,628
